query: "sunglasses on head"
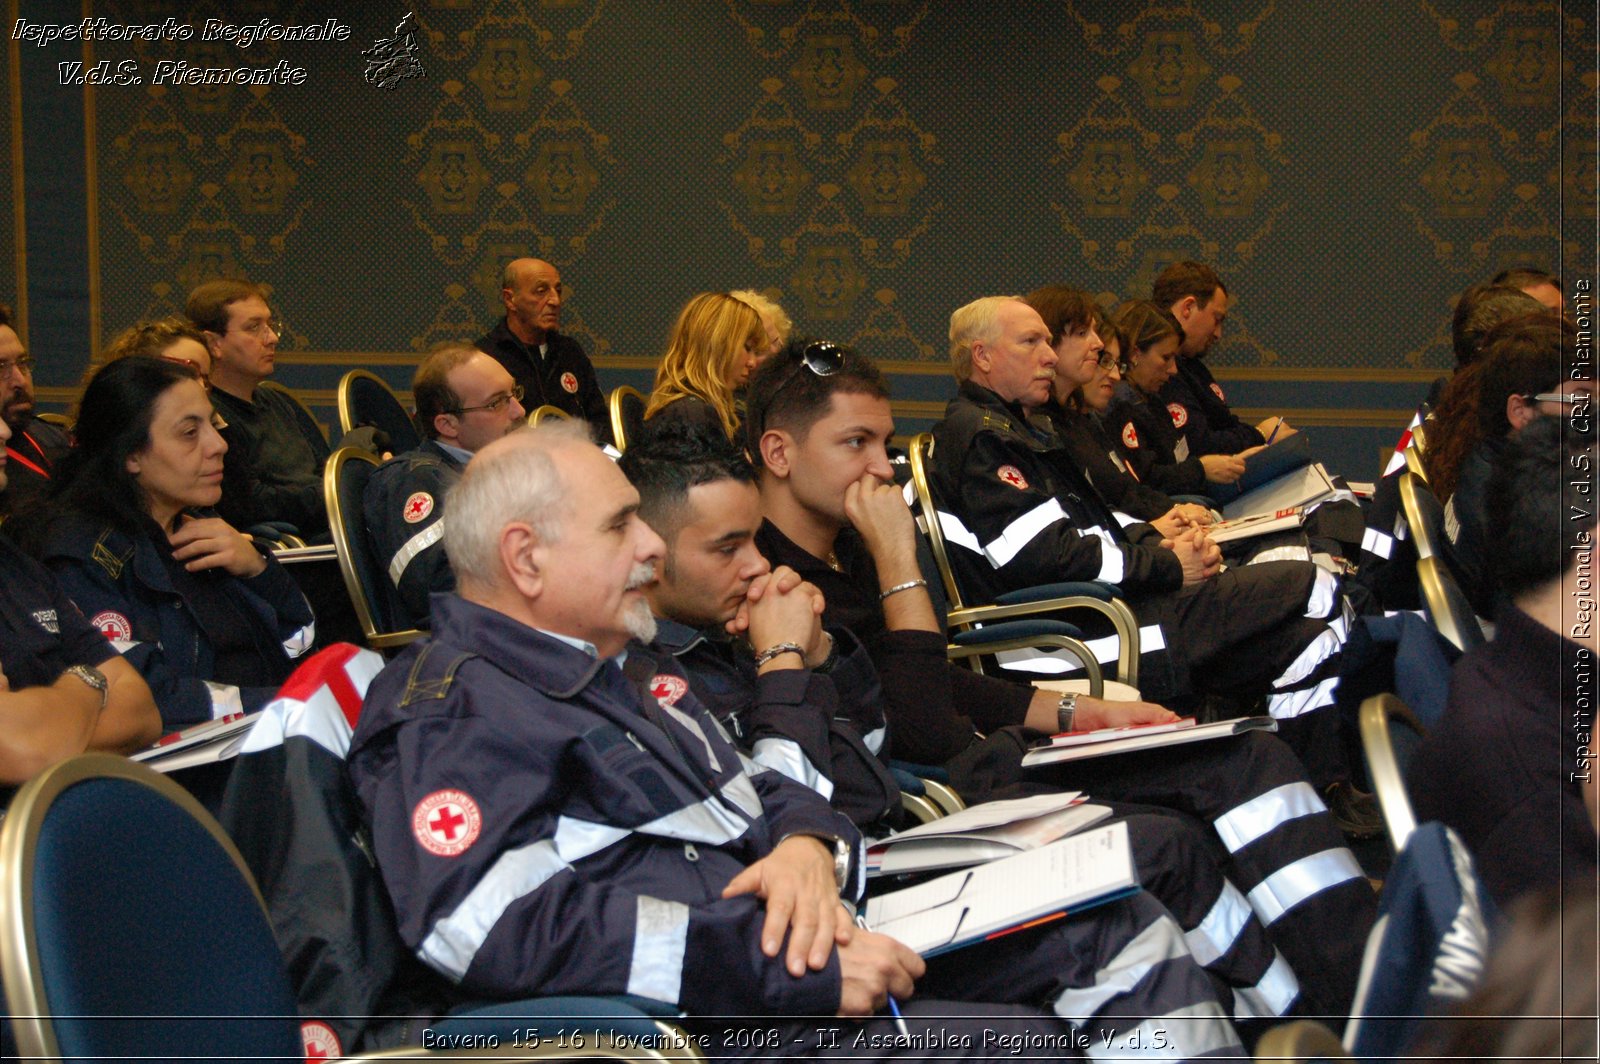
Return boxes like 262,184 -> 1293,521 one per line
748,341 -> 845,451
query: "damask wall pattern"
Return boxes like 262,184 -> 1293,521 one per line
12,0 -> 1593,473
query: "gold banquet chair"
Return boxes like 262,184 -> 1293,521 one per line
338,368 -> 422,454
907,432 -> 1135,691
324,446 -> 427,651
1358,693 -> 1425,854
528,404 -> 572,426
608,385 -> 647,452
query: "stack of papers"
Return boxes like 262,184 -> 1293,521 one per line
131,711 -> 261,773
866,792 -> 1112,877
1022,716 -> 1278,767
1207,506 -> 1307,545
1223,462 -> 1337,521
864,822 -> 1137,957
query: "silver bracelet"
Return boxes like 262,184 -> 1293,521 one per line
754,641 -> 806,668
879,578 -> 927,601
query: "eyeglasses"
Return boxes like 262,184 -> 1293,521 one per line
1523,391 -> 1589,405
454,384 -> 524,415
1096,352 -> 1120,369
160,355 -> 210,391
235,319 -> 285,338
0,355 -> 35,379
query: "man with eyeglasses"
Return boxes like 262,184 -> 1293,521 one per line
0,303 -> 73,517
477,257 -> 611,442
187,279 -> 333,538
365,344 -> 527,627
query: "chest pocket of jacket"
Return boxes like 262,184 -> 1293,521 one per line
581,721 -> 684,817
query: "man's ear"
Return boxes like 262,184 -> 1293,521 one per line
760,428 -> 795,478
1173,296 -> 1197,323
500,287 -> 515,312
499,522 -> 544,601
969,339 -> 993,377
202,331 -> 225,360
1506,393 -> 1536,432
433,411 -> 459,442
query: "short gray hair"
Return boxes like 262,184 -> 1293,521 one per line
948,296 -> 1018,382
444,419 -> 593,588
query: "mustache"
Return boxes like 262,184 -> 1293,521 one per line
624,561 -> 657,591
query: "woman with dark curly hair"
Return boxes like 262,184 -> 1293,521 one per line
31,356 -> 314,731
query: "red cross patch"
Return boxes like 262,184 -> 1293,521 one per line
1166,403 -> 1188,429
402,492 -> 434,524
301,1021 -> 342,1061
412,789 -> 483,857
997,465 -> 1029,490
560,371 -> 579,394
91,610 -> 133,642
1210,382 -> 1226,402
649,674 -> 688,705
1121,423 -> 1140,449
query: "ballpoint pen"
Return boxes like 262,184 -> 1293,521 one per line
1264,418 -> 1282,445
853,912 -> 912,1038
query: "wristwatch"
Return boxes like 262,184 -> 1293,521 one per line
64,664 -> 108,710
827,835 -> 852,893
1056,692 -> 1078,734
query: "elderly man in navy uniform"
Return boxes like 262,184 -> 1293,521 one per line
477,258 -> 610,442
364,344 -> 527,627
348,421 -> 1247,1063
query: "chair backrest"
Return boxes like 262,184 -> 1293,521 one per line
1403,444 -> 1428,482
608,386 -> 646,452
529,404 -> 572,426
1397,471 -> 1443,560
1358,693 -> 1423,853
1254,1019 -> 1350,1063
338,369 -> 421,454
258,379 -> 328,442
0,754 -> 304,1061
1416,555 -> 1486,653
907,432 -> 972,614
323,446 -> 425,649
1408,422 -> 1428,455
33,411 -> 72,431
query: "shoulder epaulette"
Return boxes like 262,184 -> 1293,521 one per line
91,529 -> 134,580
399,642 -> 475,707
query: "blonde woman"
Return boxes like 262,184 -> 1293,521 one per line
644,292 -> 765,441
730,288 -> 792,365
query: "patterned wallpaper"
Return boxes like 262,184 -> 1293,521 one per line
11,0 -> 1595,473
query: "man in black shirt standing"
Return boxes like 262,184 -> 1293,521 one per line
477,257 -> 610,441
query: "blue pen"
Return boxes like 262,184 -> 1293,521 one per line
854,912 -> 912,1038
1264,419 -> 1282,445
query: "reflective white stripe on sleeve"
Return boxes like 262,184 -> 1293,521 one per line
1383,450 -> 1406,477
1361,526 -> 1394,559
419,816 -> 628,979
1232,951 -> 1299,1020
1112,510 -> 1141,528
935,510 -> 984,555
749,736 -> 834,801
602,444 -> 623,460
1443,497 -> 1461,544
1213,782 -> 1327,853
983,499 -> 1068,569
994,624 -> 1165,675
282,619 -> 315,659
389,522 -> 446,585
1266,676 -> 1340,719
1394,512 -> 1410,541
1303,566 -> 1339,619
1184,880 -> 1254,966
627,896 -> 689,1003
1051,913 -> 1192,1024
1088,528 -> 1125,584
861,725 -> 886,755
205,681 -> 245,718
901,481 -> 917,506
1246,848 -> 1365,925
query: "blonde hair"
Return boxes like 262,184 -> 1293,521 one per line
646,292 -> 764,440
948,296 -> 1018,382
730,289 -> 792,347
